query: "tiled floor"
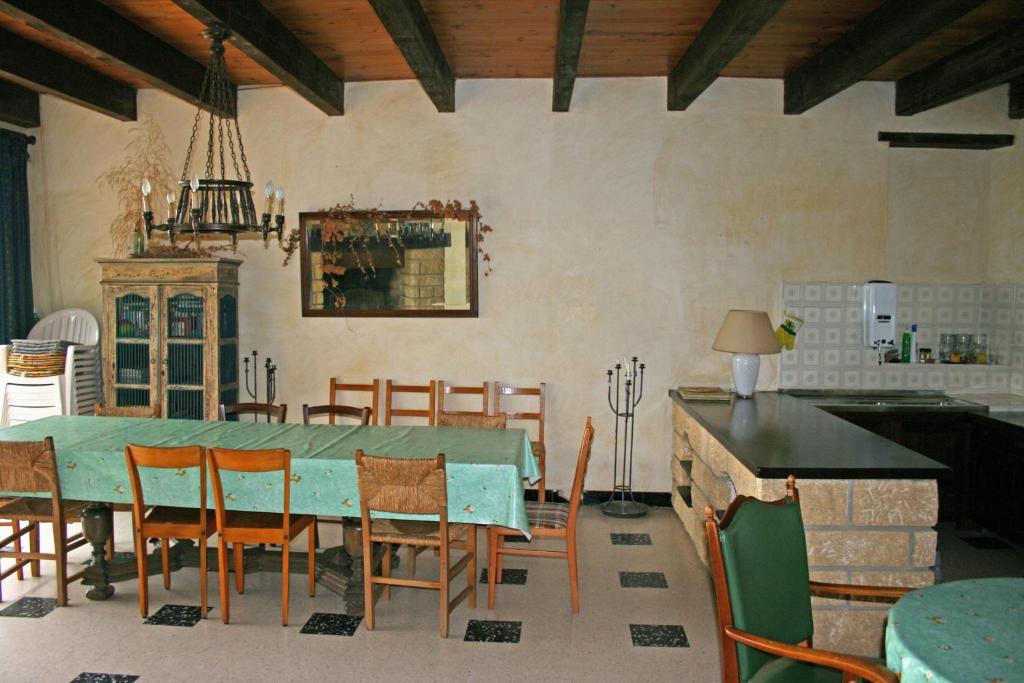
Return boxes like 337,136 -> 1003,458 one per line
0,508 -> 722,682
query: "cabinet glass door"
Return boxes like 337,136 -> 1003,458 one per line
218,291 -> 239,413
113,290 -> 155,408
164,290 -> 205,419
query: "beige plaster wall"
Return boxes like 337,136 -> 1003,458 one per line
24,78 -> 1020,493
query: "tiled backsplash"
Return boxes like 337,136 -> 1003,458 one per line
779,282 -> 1024,393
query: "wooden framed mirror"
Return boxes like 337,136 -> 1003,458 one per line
298,210 -> 479,317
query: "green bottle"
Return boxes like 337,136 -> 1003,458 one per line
132,228 -> 145,257
900,328 -> 912,363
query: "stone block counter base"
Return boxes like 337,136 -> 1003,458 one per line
670,390 -> 946,657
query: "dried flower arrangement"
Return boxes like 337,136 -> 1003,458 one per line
97,115 -> 175,257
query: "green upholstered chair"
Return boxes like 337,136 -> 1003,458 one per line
705,476 -> 906,683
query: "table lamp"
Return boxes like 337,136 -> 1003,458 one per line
712,309 -> 780,398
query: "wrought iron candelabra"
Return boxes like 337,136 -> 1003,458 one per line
602,356 -> 647,518
243,349 -> 277,422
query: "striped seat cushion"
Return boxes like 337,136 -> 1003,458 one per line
526,501 -> 569,529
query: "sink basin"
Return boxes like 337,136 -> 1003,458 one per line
781,390 -> 986,412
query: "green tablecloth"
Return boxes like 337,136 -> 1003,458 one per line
885,578 -> 1024,683
0,416 -> 540,535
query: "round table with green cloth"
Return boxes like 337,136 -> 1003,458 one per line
885,577 -> 1023,683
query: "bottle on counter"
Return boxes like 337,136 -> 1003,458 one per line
909,324 -> 918,364
901,327 -> 912,363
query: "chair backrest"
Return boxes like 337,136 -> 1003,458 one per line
437,381 -> 489,417
355,450 -> 447,517
303,403 -> 371,426
95,403 -> 162,418
330,378 -> 380,425
0,438 -> 62,507
219,402 -> 287,423
29,309 -> 99,346
384,380 -> 436,426
124,444 -> 205,528
705,477 -> 813,683
494,382 -> 545,444
566,417 -> 595,529
207,447 -> 293,534
437,413 -> 507,429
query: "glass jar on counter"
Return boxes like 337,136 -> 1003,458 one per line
940,333 -> 955,363
973,334 -> 989,364
955,333 -> 974,363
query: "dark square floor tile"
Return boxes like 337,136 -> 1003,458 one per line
0,597 -> 57,618
479,568 -> 528,585
960,535 -> 1013,550
629,624 -> 689,647
70,674 -> 140,683
464,619 -> 522,643
611,533 -> 652,546
143,604 -> 208,626
300,612 -> 362,636
619,571 -> 668,588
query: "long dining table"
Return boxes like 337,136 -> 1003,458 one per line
0,415 -> 539,611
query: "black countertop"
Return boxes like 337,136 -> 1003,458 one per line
972,412 -> 1024,430
669,390 -> 951,480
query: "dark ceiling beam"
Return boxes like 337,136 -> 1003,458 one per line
168,0 -> 343,116
1010,78 -> 1024,119
367,0 -> 455,112
552,0 -> 590,112
0,79 -> 40,128
878,131 -> 1014,150
668,0 -> 787,111
0,28 -> 136,121
896,22 -> 1024,116
785,0 -> 986,115
0,0 -> 232,118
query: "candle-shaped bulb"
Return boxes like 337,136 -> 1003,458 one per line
165,190 -> 175,221
189,175 -> 200,211
274,186 -> 285,215
263,180 -> 274,214
140,178 -> 151,213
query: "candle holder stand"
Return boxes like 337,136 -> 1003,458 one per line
242,349 -> 278,422
601,356 -> 648,518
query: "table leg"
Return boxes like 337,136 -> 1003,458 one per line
80,503 -> 115,600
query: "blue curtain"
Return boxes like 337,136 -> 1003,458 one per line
0,129 -> 34,344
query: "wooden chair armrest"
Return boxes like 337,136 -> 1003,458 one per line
810,581 -> 911,599
723,626 -> 898,683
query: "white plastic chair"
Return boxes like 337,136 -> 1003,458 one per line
0,309 -> 101,426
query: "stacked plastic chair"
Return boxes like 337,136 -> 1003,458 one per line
0,309 -> 100,426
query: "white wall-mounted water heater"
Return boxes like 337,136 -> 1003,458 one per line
863,281 -> 897,348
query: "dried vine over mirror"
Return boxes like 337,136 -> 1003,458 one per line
296,200 -> 488,317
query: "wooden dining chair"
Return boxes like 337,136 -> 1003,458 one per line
0,438 -> 90,606
436,381 -> 489,418
124,444 -> 216,618
384,380 -> 436,426
488,416 -> 593,613
437,413 -> 507,429
494,382 -> 548,501
330,377 -> 380,425
706,476 -> 905,683
356,450 -> 476,638
0,517 -> 24,581
94,402 -> 162,557
219,402 -> 287,423
302,403 -> 372,426
206,447 -> 316,626
94,403 -> 162,418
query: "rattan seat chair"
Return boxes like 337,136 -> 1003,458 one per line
302,403 -> 371,426
488,416 -> 593,613
124,444 -> 216,618
706,476 -> 907,683
494,382 -> 548,501
356,450 -> 476,638
0,438 -> 90,606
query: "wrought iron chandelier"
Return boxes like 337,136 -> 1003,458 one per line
143,24 -> 283,245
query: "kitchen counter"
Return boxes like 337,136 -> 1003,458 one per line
978,412 -> 1024,430
668,390 -> 950,479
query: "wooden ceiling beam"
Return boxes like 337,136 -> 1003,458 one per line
0,27 -> 136,121
552,0 -> 590,112
785,0 -> 986,115
667,0 -> 787,111
0,79 -> 39,128
0,0 -> 233,118
367,0 -> 455,112
169,0 -> 343,116
896,22 -> 1024,116
1010,78 -> 1024,119
878,131 -> 1014,150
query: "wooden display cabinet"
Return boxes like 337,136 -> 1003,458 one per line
97,258 -> 241,420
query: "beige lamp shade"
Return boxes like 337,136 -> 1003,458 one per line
712,310 -> 780,354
